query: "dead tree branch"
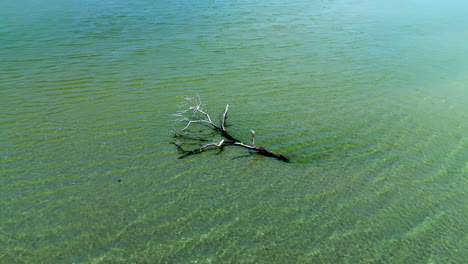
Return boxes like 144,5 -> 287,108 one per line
172,96 -> 289,162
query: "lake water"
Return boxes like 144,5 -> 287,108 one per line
1,0 -> 466,263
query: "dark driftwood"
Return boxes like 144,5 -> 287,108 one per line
172,96 -> 289,162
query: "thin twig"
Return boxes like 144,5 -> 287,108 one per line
251,130 -> 255,146
199,139 -> 226,151
221,104 -> 229,132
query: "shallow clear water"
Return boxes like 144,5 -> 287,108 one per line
1,0 -> 467,263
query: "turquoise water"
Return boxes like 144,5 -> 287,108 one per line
1,0 -> 467,263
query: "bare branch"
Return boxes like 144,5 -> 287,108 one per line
221,104 -> 229,132
173,95 -> 219,131
199,139 -> 226,151
172,95 -> 289,162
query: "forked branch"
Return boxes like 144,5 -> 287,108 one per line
172,96 -> 289,162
